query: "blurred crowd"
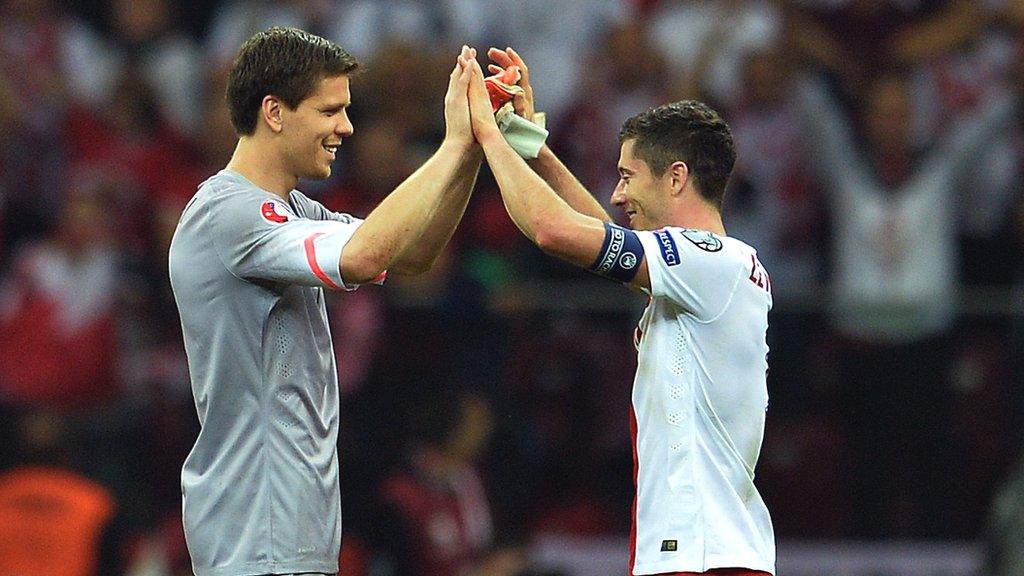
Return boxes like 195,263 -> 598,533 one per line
2,0 -> 1024,574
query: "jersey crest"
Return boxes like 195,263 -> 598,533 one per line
260,200 -> 290,224
680,229 -> 722,252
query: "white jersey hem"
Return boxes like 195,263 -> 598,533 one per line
632,555 -> 774,576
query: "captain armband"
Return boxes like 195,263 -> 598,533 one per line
588,223 -> 644,283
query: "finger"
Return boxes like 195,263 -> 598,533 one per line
507,47 -> 529,82
487,64 -> 504,75
467,61 -> 490,105
457,59 -> 472,86
469,58 -> 486,83
507,47 -> 524,66
487,46 -> 514,68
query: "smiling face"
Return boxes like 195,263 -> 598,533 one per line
611,139 -> 670,231
279,74 -> 353,180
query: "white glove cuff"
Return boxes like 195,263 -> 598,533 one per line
495,103 -> 549,159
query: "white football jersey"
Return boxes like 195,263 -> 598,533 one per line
629,227 -> 775,576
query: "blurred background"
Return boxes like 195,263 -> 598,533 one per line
1,0 -> 1023,574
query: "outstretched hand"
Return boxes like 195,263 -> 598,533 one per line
443,45 -> 477,149
487,47 -> 534,122
464,57 -> 503,144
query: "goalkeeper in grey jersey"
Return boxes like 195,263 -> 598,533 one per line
168,28 -> 481,576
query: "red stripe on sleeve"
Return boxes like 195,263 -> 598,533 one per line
303,233 -> 343,290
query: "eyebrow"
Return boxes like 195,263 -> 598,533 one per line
618,166 -> 635,177
318,102 -> 351,111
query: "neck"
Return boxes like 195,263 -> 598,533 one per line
225,136 -> 296,199
669,191 -> 726,235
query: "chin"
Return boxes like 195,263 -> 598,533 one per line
305,165 -> 332,180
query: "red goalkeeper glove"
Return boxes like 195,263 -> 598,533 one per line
485,65 -> 524,113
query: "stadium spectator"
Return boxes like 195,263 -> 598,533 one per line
0,0 -> 73,246
476,0 -> 635,121
0,411 -> 123,576
552,20 -> 668,217
785,0 -> 986,99
725,45 -> 826,297
647,0 -> 781,109
0,182 -> 123,410
374,389 -> 514,576
797,68 -> 1015,536
63,0 -> 201,136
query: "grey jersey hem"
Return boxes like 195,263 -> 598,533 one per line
193,561 -> 339,576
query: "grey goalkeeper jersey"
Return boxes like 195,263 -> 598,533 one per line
169,169 -> 365,576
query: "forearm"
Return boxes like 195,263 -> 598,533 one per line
391,146 -> 483,273
341,140 -> 477,282
795,76 -> 861,193
924,92 -> 1016,182
480,133 -> 597,268
527,145 -> 612,222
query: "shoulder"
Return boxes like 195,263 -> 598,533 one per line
287,190 -> 325,219
644,227 -> 750,268
290,189 -> 359,224
198,172 -> 299,225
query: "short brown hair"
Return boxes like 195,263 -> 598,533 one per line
227,27 -> 360,135
619,101 -> 736,209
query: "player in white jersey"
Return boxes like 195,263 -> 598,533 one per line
464,50 -> 775,576
169,29 -> 482,576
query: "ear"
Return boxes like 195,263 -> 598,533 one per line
260,95 -> 284,133
667,161 -> 689,197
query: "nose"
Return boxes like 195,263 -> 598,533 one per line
610,179 -> 627,206
337,113 -> 354,137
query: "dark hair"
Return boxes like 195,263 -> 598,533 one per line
227,27 -> 360,135
619,100 -> 736,209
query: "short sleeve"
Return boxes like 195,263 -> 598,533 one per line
636,228 -> 745,321
290,190 -> 360,224
207,189 -> 364,290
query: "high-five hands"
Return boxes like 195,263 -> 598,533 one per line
464,57 -> 503,143
443,45 -> 477,150
460,46 -> 548,159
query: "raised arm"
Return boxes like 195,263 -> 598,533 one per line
388,141 -> 482,275
340,48 -> 479,283
466,57 -> 650,291
487,47 -> 613,223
